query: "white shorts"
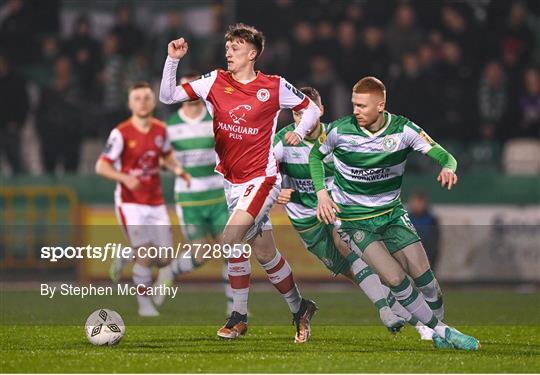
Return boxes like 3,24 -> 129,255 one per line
115,203 -> 173,248
223,175 -> 281,241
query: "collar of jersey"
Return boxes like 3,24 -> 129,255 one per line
227,70 -> 261,85
357,112 -> 391,137
129,117 -> 154,135
178,106 -> 207,125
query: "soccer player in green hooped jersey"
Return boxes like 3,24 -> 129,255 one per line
157,73 -> 233,313
274,87 -> 438,337
308,77 -> 480,350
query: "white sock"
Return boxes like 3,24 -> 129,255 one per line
222,261 -> 233,311
170,254 -> 198,276
261,250 -> 302,314
133,263 -> 153,308
228,256 -> 251,315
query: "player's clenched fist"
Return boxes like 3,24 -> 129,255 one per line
168,38 -> 189,59
277,188 -> 294,205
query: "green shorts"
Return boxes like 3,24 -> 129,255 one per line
336,208 -> 421,255
176,201 -> 229,241
293,218 -> 349,276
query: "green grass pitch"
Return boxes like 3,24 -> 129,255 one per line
1,288 -> 539,373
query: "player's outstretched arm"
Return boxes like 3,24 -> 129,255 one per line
95,158 -> 140,191
159,38 -> 191,104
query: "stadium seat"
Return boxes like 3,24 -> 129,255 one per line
502,138 -> 540,175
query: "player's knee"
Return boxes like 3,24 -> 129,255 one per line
385,273 -> 407,288
253,246 -> 276,264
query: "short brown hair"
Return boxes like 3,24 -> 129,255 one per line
353,77 -> 386,99
300,87 -> 321,106
225,23 -> 265,59
128,81 -> 152,92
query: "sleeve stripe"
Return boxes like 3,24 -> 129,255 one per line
99,155 -> 114,164
181,83 -> 198,100
292,97 -> 309,112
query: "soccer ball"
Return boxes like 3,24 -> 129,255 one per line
85,308 -> 125,346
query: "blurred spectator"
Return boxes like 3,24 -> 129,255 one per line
126,52 -> 152,90
64,15 -> 101,101
25,34 -> 60,88
0,52 -> 29,174
344,2 -> 364,23
407,191 -> 440,271
315,20 -> 337,57
436,41 -> 475,140
109,4 -> 144,58
478,61 -> 508,133
0,0 -> 31,64
304,55 -> 348,121
36,56 -> 83,174
151,11 -> 193,75
335,21 -> 361,86
500,2 -> 534,67
440,4 -> 480,69
151,11 -> 193,74
100,33 -> 127,135
288,21 -> 316,80
358,25 -> 388,81
385,3 -> 424,64
517,67 -> 540,137
389,52 -> 432,126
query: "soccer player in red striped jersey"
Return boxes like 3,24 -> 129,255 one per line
160,23 -> 319,342
96,82 -> 191,317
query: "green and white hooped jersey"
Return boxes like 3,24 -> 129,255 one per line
314,112 -> 438,220
274,123 -> 334,228
166,108 -> 225,206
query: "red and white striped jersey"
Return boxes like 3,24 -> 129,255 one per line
100,118 -> 172,205
182,70 -> 309,183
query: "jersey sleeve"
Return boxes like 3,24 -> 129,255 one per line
403,122 -> 438,154
161,128 -> 172,155
100,128 -> 123,163
273,139 -> 284,162
278,77 -> 309,110
181,70 -> 218,101
404,122 -> 457,171
317,126 -> 338,156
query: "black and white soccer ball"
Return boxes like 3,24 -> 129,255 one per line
85,309 -> 125,346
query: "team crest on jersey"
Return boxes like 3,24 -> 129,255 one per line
224,86 -> 234,94
229,104 -> 252,124
382,135 -> 397,152
256,88 -> 270,102
154,135 -> 164,148
353,230 -> 365,243
128,140 -> 137,148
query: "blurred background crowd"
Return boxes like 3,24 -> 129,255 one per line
0,0 -> 539,176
